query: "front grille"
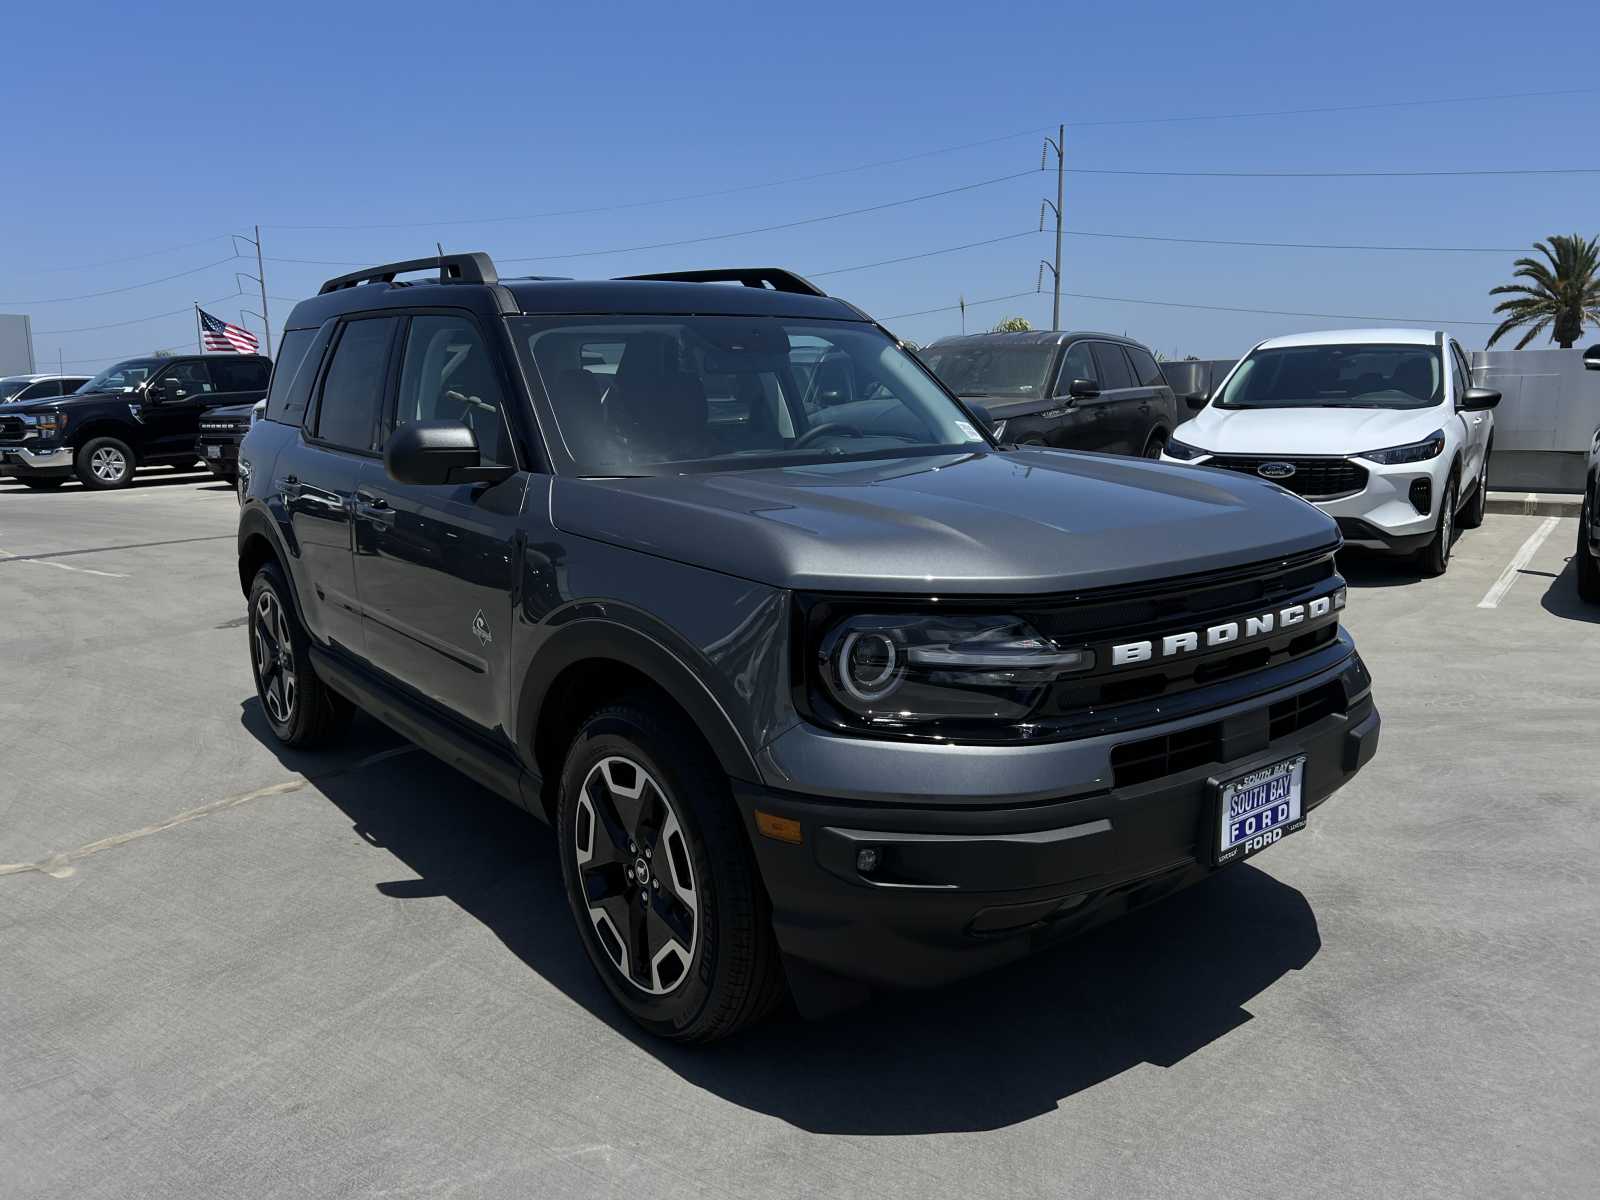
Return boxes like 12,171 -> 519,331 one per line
200,421 -> 248,435
1110,680 -> 1347,789
0,416 -> 25,444
1206,455 -> 1368,499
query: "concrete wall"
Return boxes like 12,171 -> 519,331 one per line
0,314 -> 35,375
1471,348 -> 1600,493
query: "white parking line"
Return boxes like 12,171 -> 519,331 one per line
0,546 -> 128,578
1477,517 -> 1561,609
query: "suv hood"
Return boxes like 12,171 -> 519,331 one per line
1179,404 -> 1447,457
551,449 -> 1337,594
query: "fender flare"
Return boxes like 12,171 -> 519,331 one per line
516,618 -> 762,784
236,504 -> 309,626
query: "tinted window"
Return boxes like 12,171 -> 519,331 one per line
1451,343 -> 1473,402
1091,343 -> 1135,391
19,380 -> 62,400
151,360 -> 214,403
392,315 -> 513,466
264,329 -> 316,424
1126,345 -> 1165,388
1059,342 -> 1097,392
1215,344 -> 1442,411
920,343 -> 1056,398
210,357 -> 270,393
315,318 -> 398,451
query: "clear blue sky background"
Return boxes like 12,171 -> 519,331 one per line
3,0 -> 1597,371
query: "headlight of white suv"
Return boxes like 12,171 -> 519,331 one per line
1358,430 -> 1445,465
1163,438 -> 1210,461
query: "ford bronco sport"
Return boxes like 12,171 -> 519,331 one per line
237,253 -> 1381,1042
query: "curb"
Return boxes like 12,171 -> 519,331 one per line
1484,492 -> 1582,517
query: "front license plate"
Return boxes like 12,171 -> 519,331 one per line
207,445 -> 222,459
1213,755 -> 1306,866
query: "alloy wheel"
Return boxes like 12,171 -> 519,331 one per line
91,446 -> 127,483
573,755 -> 699,996
252,589 -> 298,725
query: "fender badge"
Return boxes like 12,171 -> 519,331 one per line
471,611 -> 492,646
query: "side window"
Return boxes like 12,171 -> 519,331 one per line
1126,345 -> 1165,388
1090,343 -> 1135,391
1059,342 -> 1097,393
151,360 -> 213,403
19,380 -> 61,400
314,318 -> 398,452
1452,343 -> 1473,402
392,315 -> 514,466
263,329 -> 316,424
210,357 -> 271,393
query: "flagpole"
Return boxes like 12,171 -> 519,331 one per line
195,303 -> 202,352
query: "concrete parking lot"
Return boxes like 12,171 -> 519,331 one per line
3,473 -> 1597,1199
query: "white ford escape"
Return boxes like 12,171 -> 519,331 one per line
1162,329 -> 1498,575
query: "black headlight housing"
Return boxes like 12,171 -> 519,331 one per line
797,598 -> 1094,739
1162,438 -> 1210,461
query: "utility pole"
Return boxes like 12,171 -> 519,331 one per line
231,228 -> 273,357
1039,124 -> 1065,331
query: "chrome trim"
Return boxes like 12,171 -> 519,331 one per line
0,444 -> 72,470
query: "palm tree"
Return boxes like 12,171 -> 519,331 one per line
1487,234 -> 1600,349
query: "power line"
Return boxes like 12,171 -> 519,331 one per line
32,235 -> 232,274
53,343 -> 192,366
1069,166 -> 1600,178
1064,230 -> 1519,253
1060,86 -> 1600,128
883,291 -> 1043,321
1057,289 -> 1497,327
33,290 -> 242,335
1,257 -> 241,305
811,231 -> 1043,277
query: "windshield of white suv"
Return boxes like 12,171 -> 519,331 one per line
920,343 -> 1055,398
79,358 -> 161,394
1216,344 -> 1442,410
516,315 -> 989,475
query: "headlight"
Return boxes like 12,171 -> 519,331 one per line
813,612 -> 1093,730
251,400 -> 266,426
25,412 -> 67,438
1358,430 -> 1445,465
1163,438 -> 1210,461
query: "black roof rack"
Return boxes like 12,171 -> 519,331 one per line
318,252 -> 498,295
616,268 -> 827,297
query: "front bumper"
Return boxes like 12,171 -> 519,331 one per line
739,648 -> 1378,1010
196,436 -> 241,478
0,444 -> 73,477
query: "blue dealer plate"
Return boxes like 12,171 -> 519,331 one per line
1213,755 -> 1306,866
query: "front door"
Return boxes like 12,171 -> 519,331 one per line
143,360 -> 216,457
1451,340 -> 1489,484
352,312 -> 529,738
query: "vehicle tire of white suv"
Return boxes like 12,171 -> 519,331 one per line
1578,486 -> 1600,603
1419,473 -> 1457,577
1458,444 -> 1490,530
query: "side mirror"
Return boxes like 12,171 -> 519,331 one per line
1067,378 -> 1100,399
1461,387 -> 1501,412
1583,344 -> 1600,371
1182,390 -> 1209,412
385,420 -> 513,486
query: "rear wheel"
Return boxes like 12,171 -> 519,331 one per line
556,698 -> 784,1042
75,436 -> 136,490
1418,473 -> 1457,577
1577,486 -> 1600,603
247,562 -> 352,747
20,478 -> 65,491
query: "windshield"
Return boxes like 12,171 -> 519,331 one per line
0,379 -> 32,402
79,358 -> 161,394
1216,344 -> 1442,410
515,315 -> 989,475
920,343 -> 1056,398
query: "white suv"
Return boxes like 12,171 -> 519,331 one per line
1162,329 -> 1498,575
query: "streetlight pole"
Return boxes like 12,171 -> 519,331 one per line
1041,124 -> 1064,331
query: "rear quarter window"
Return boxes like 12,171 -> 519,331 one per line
264,328 -> 321,425
1126,345 -> 1166,388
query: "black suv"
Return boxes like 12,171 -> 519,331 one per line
238,253 -> 1380,1041
920,331 -> 1190,457
0,353 -> 270,490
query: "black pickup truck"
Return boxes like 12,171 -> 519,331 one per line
0,353 -> 270,490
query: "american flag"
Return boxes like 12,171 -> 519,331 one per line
198,308 -> 260,354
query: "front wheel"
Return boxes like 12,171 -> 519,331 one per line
1577,487 -> 1600,603
1141,429 -> 1168,459
75,436 -> 136,490
1418,474 -> 1457,577
556,698 -> 784,1042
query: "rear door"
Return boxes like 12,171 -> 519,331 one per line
209,356 -> 272,402
1088,341 -> 1142,455
1123,342 -> 1176,457
352,311 -> 529,737
280,315 -> 401,658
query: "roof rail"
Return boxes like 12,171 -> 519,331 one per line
616,268 -> 827,297
318,252 -> 499,295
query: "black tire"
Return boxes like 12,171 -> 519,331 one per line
247,561 -> 352,747
1418,473 -> 1457,577
1577,485 -> 1600,604
556,697 -> 784,1043
20,478 -> 66,491
1141,429 -> 1168,459
74,436 -> 136,490
1458,446 -> 1489,530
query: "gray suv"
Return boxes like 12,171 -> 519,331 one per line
237,253 -> 1381,1042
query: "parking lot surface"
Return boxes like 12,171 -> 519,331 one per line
3,473 -> 1597,1199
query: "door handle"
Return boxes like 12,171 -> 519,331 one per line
353,493 -> 395,524
282,473 -> 301,500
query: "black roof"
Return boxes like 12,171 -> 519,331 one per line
925,330 -> 1146,350
285,254 -> 867,331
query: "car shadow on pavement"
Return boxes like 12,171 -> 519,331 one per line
241,700 -> 1323,1135
1541,555 -> 1600,624
1336,547 -> 1429,588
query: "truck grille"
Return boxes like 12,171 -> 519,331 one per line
200,420 -> 248,435
1205,456 -> 1368,499
0,416 -> 25,444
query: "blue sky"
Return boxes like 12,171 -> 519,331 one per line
3,0 -> 1597,371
